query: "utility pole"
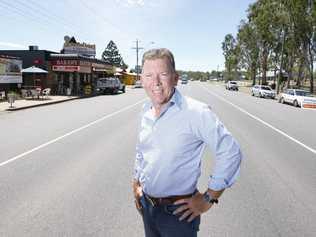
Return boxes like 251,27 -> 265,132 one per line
132,39 -> 144,81
277,28 -> 286,94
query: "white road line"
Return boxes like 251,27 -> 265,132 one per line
0,99 -> 147,168
201,86 -> 316,155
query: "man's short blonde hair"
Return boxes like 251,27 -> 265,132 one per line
142,48 -> 176,72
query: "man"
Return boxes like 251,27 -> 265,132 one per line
133,48 -> 242,237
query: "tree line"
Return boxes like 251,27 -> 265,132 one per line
222,0 -> 316,93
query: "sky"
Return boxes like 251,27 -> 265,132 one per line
0,0 -> 255,72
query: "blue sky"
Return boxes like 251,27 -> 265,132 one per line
0,0 -> 255,72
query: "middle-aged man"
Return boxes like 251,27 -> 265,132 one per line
133,48 -> 242,237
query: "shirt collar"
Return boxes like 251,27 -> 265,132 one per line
169,88 -> 182,109
143,88 -> 183,112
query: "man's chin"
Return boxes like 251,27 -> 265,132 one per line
151,95 -> 164,102
151,98 -> 168,106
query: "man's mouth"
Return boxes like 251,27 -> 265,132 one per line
152,88 -> 163,94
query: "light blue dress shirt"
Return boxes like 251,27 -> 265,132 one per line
134,89 -> 242,197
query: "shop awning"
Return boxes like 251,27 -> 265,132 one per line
22,66 -> 48,74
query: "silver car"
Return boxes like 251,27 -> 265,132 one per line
251,85 -> 276,99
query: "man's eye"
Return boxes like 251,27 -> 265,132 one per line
160,73 -> 169,78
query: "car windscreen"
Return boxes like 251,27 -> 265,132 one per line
296,90 -> 310,96
230,82 -> 237,84
261,86 -> 271,90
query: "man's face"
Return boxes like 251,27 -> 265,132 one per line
141,58 -> 178,108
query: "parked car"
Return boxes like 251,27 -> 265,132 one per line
278,89 -> 316,108
251,85 -> 276,99
181,79 -> 188,84
226,81 -> 239,91
96,77 -> 125,94
134,80 -> 143,88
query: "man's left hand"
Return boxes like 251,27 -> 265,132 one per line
173,192 -> 212,222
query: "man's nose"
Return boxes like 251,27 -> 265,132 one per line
152,74 -> 161,85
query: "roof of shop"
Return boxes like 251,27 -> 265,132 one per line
21,66 -> 48,73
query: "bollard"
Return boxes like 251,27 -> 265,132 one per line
8,93 -> 16,108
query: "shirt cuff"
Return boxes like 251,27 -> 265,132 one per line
208,176 -> 230,191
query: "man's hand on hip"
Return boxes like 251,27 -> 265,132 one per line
173,192 -> 212,222
133,180 -> 143,215
133,180 -> 143,200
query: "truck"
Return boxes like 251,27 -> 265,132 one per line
226,81 -> 239,91
96,77 -> 126,94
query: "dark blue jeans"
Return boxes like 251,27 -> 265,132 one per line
139,194 -> 200,237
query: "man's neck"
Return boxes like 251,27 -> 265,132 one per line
152,103 -> 167,117
151,89 -> 176,117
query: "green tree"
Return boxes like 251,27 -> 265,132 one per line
282,0 -> 316,93
237,20 -> 260,85
247,0 -> 280,85
102,40 -> 127,68
225,0 -> 316,93
222,34 -> 239,81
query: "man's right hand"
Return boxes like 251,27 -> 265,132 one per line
133,180 -> 143,215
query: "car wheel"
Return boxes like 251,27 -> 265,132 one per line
293,100 -> 299,107
259,92 -> 263,98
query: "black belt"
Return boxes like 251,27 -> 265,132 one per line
144,192 -> 194,206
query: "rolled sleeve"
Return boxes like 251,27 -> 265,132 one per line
208,150 -> 242,190
134,107 -> 145,181
198,106 -> 243,191
134,144 -> 143,181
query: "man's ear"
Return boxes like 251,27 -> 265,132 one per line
174,73 -> 179,86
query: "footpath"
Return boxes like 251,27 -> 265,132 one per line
0,96 -> 78,112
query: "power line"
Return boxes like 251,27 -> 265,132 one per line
0,1 -> 52,33
26,0 -> 85,35
6,0 -> 80,36
76,0 -> 133,41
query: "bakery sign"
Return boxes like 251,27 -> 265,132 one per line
62,36 -> 96,57
51,59 -> 91,73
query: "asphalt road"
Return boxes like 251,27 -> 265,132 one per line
0,82 -> 315,237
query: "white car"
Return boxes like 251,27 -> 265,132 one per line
226,81 -> 238,91
181,79 -> 188,84
134,80 -> 143,88
251,85 -> 276,99
279,89 -> 316,108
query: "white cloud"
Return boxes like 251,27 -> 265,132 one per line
0,42 -> 26,49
